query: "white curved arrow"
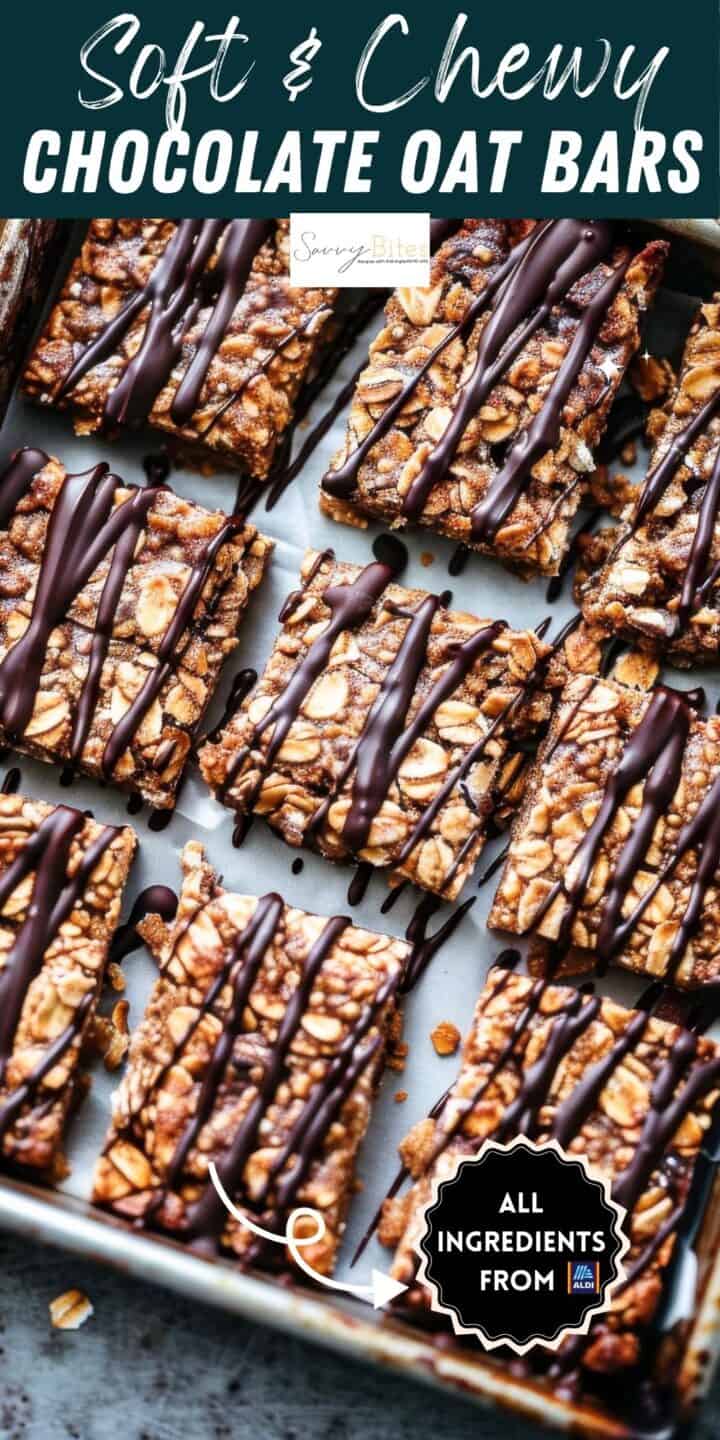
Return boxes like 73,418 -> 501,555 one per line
208,1163 -> 407,1310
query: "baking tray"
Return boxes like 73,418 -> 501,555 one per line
0,219 -> 718,1440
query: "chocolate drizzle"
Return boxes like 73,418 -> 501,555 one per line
58,220 -> 274,428
323,220 -> 630,544
400,893 -> 476,993
609,384 -> 720,629
119,895 -> 400,1252
219,558 -> 395,801
0,449 -> 240,787
533,685 -> 720,981
0,806 -> 116,1130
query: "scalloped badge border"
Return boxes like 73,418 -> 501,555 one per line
414,1136 -> 630,1357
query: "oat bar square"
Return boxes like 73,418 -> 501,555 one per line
0,792 -> 135,1172
93,842 -> 407,1274
0,448 -> 272,808
23,220 -> 337,478
380,963 -> 720,1378
321,220 -> 666,576
199,547 -> 557,899
489,674 -> 720,987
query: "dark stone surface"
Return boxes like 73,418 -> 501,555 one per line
0,1231 -> 718,1440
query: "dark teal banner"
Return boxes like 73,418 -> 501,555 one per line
2,1 -> 718,215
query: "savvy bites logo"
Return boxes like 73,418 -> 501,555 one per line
289,213 -> 430,287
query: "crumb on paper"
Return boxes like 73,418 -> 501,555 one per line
50,1290 -> 94,1331
394,1090 -> 408,1104
420,551 -> 434,567
107,962 -> 126,993
387,1041 -> 408,1073
431,1021 -> 461,1056
630,352 -> 675,403
620,440 -> 637,466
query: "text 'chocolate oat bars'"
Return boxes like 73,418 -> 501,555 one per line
0,448 -> 272,809
581,297 -> 720,664
321,220 -> 667,576
199,548 -> 559,900
0,792 -> 135,1173
93,842 -> 407,1274
380,963 -> 720,1381
23,220 -> 337,478
489,673 -> 720,988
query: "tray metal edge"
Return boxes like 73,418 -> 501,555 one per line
0,1177 -> 634,1440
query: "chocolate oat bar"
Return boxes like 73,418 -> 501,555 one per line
0,220 -> 66,426
0,792 -> 135,1172
581,297 -> 720,664
489,673 -> 720,987
320,220 -> 667,576
93,842 -> 407,1274
198,548 -> 559,900
23,220 -> 337,478
0,448 -> 272,809
380,963 -> 720,1377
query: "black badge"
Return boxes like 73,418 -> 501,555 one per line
416,1138 -> 627,1353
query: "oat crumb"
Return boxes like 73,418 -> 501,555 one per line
50,1290 -> 94,1331
394,1090 -> 408,1103
420,551 -> 434,567
431,1020 -> 461,1056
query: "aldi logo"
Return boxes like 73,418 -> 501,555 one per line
567,1261 -> 601,1295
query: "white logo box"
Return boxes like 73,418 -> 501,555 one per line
290,212 -> 430,287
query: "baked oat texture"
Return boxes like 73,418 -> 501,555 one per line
198,547 -> 579,899
321,220 -> 667,575
0,792 -> 135,1172
93,841 -> 407,1275
0,450 -> 272,808
581,296 -> 720,664
23,220 -> 337,477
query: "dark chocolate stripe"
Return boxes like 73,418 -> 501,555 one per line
0,454 -> 162,746
58,220 -> 277,432
170,894 -> 286,1208
322,226 -> 539,500
102,516 -> 241,777
470,247 -> 630,541
0,807 -> 116,1081
405,221 -> 618,526
171,220 -> 274,425
219,558 -> 395,800
532,687 -> 691,965
183,911 -> 350,1242
497,988 -> 601,1140
0,991 -> 94,1141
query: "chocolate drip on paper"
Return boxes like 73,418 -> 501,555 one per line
109,885 -> 178,964
58,220 -> 274,428
0,806 -> 115,1108
400,893 -> 476,993
1,767 -> 20,795
202,668 -> 257,748
347,862 -> 373,906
